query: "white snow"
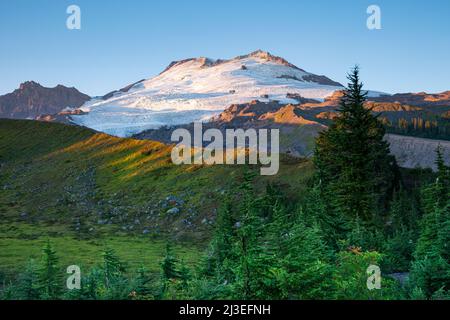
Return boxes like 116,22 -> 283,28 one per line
72,52 -> 345,137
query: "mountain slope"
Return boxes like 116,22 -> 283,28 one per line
0,81 -> 90,119
0,119 -> 312,241
72,50 -> 345,136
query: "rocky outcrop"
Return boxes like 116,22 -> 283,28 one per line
0,81 -> 90,119
101,79 -> 145,100
260,105 -> 320,125
316,111 -> 339,120
36,108 -> 87,124
302,74 -> 343,87
385,134 -> 450,170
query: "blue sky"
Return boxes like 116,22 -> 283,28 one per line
1,0 -> 449,96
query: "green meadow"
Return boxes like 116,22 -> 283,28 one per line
0,119 -> 312,280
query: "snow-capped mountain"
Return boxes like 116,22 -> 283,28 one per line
72,50 -> 348,137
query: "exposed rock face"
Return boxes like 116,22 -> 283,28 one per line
36,108 -> 88,125
259,105 -> 319,125
301,74 -> 343,87
316,111 -> 339,120
385,134 -> 450,170
0,81 -> 90,119
101,79 -> 145,100
214,100 -> 288,123
210,100 -> 325,129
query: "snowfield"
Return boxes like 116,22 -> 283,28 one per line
72,51 -> 347,137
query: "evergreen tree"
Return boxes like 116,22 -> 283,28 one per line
436,145 -> 450,191
280,221 -> 335,299
132,266 -> 155,299
233,170 -> 263,299
161,243 -> 179,281
267,200 -> 290,256
98,248 -> 130,299
17,259 -> 40,300
0,281 -> 17,300
410,200 -> 450,298
410,150 -> 450,298
334,248 -> 400,300
38,241 -> 61,299
80,267 -> 102,300
102,248 -> 126,289
178,260 -> 192,290
383,225 -> 416,272
314,66 -> 397,224
346,217 -> 384,252
415,148 -> 450,259
159,243 -> 195,299
302,183 -> 349,246
215,168 -> 280,299
207,196 -> 236,282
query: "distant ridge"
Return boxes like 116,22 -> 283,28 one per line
0,81 -> 90,119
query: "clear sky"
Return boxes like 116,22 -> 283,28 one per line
1,0 -> 449,96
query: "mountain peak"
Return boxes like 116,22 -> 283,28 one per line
247,49 -> 274,59
16,82 -> 78,93
231,50 -> 306,72
19,80 -> 41,90
160,50 -> 309,75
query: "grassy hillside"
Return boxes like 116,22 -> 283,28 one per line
0,119 -> 313,279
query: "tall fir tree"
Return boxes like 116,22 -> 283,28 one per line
314,66 -> 397,225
